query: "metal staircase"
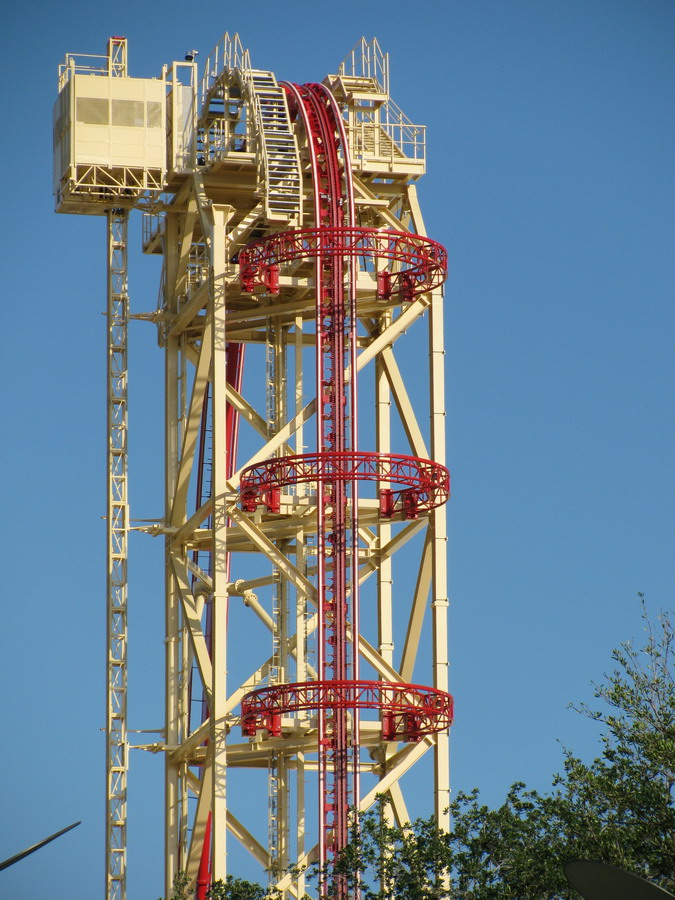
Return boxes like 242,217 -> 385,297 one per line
247,70 -> 303,224
328,41 -> 427,171
354,125 -> 405,160
326,73 -> 410,162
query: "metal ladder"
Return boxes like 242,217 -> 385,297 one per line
247,70 -> 303,224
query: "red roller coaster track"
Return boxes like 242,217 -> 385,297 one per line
235,78 -> 452,895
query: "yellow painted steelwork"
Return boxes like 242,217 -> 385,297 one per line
54,33 -> 450,900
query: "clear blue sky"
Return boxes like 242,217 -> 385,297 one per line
1,1 -> 673,897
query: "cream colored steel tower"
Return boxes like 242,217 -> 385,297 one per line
54,34 -> 451,900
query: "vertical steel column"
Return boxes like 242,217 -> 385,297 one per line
429,287 -> 451,833
107,36 -> 128,78
106,208 -> 129,900
164,212 -> 182,896
375,340 -> 393,668
210,204 -> 234,881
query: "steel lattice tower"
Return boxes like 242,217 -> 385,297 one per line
54,34 -> 452,900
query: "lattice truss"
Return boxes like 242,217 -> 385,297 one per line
139,35 -> 450,899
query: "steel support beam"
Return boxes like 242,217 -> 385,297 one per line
210,204 -> 235,881
429,287 -> 451,832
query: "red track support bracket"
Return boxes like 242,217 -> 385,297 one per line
241,262 -> 280,295
238,226 -> 447,301
241,679 -> 454,743
239,451 -> 450,516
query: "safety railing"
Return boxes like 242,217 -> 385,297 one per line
382,96 -> 426,159
349,102 -> 425,164
337,37 -> 390,95
200,32 -> 251,106
58,53 -> 108,91
142,211 -> 165,251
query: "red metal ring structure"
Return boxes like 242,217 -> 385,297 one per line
239,451 -> 450,518
241,679 -> 454,744
238,226 -> 448,300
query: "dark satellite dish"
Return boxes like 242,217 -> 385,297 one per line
0,821 -> 81,872
565,860 -> 675,900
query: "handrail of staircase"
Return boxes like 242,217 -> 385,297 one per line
200,32 -> 251,107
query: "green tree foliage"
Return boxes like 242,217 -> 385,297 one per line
159,872 -> 278,900
160,871 -> 191,900
206,875 -> 280,900
329,599 -> 675,899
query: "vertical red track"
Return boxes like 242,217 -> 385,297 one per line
283,82 -> 360,887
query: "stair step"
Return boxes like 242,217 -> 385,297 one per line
249,73 -> 302,222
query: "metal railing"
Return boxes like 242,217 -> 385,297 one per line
200,32 -> 251,106
58,52 -> 108,90
337,36 -> 390,95
382,96 -> 426,159
200,117 -> 251,163
142,211 -> 165,250
349,99 -> 426,163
